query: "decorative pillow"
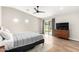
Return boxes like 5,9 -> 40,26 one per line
0,28 -> 13,40
0,35 -> 3,41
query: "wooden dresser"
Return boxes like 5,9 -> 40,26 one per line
54,30 -> 69,39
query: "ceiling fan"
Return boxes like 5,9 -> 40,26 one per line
33,6 -> 45,14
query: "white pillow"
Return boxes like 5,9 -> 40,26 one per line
0,29 -> 13,40
0,36 -> 3,41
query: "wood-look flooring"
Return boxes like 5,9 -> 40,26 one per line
29,35 -> 79,52
48,37 -> 79,52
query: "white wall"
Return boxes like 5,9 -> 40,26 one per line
55,12 -> 79,41
2,7 -> 42,33
0,7 -> 2,26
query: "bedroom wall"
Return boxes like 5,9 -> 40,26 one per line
2,7 -> 42,33
0,7 -> 2,26
55,12 -> 79,41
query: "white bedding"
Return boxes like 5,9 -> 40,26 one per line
4,32 -> 43,50
0,28 -> 14,50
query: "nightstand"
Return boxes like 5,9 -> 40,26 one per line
0,46 -> 5,52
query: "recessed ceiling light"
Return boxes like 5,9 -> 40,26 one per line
59,7 -> 64,10
13,18 -> 19,23
25,19 -> 29,23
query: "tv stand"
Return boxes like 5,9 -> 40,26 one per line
54,30 -> 69,39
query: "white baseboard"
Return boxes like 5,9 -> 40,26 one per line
69,37 -> 79,41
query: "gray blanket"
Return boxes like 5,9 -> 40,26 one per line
12,32 -> 43,49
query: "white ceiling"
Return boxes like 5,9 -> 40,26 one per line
11,6 -> 79,18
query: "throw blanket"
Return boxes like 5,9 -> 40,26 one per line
12,32 -> 43,49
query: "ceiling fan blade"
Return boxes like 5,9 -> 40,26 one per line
38,11 -> 45,13
33,11 -> 45,14
34,8 -> 38,11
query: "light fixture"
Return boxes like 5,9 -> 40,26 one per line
13,18 -> 19,23
25,19 -> 29,23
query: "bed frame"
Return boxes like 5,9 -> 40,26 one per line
5,39 -> 44,52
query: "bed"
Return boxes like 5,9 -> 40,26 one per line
0,32 -> 44,52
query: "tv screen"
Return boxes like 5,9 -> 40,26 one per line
56,22 -> 69,30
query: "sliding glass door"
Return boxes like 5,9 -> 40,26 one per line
44,18 -> 55,35
44,20 -> 52,35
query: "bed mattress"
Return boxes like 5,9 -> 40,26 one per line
4,32 -> 44,50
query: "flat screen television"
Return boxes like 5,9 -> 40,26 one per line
56,22 -> 69,30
